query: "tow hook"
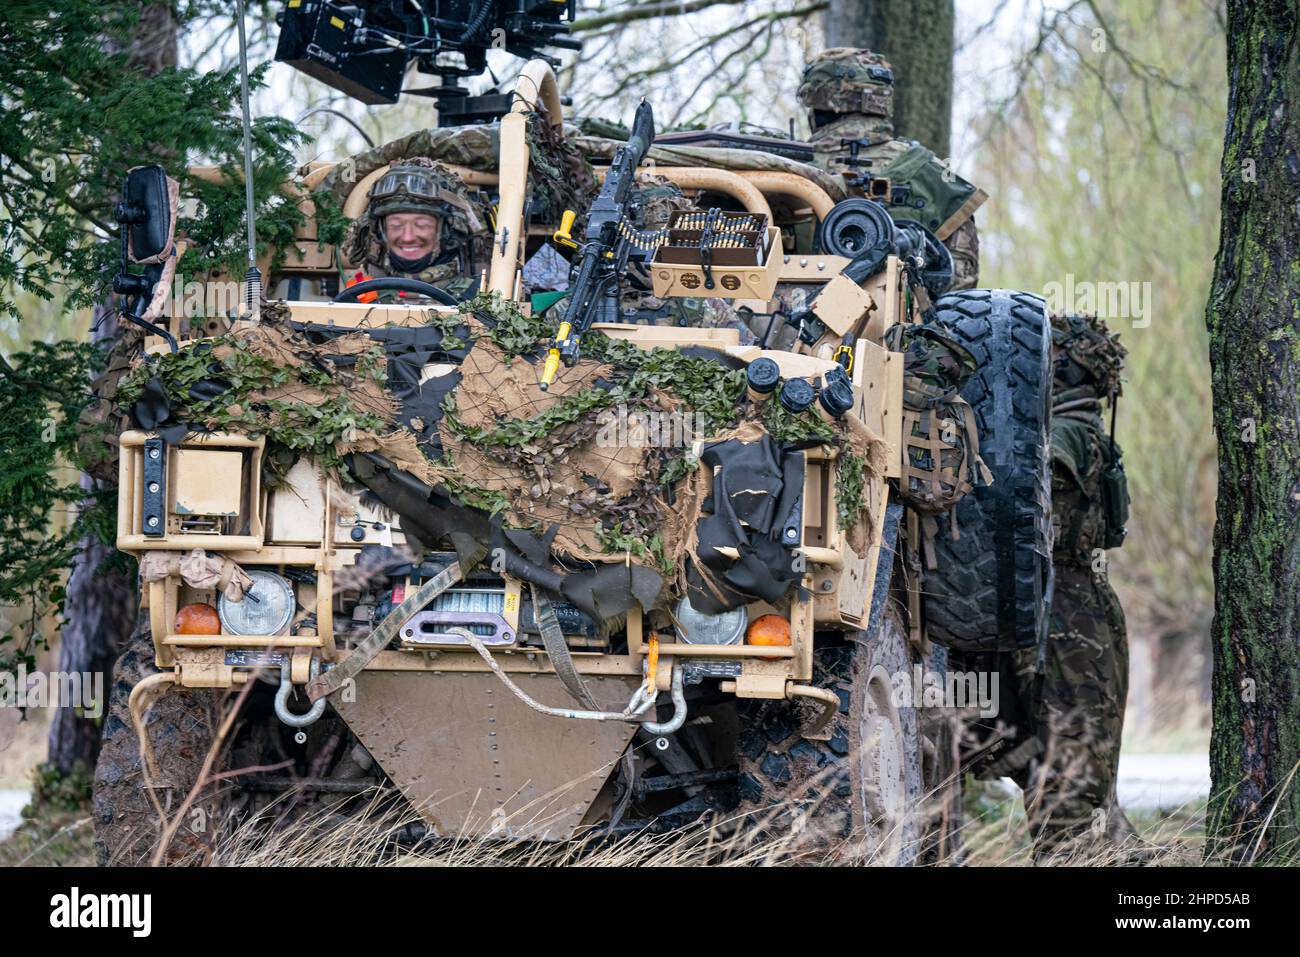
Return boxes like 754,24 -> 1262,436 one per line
275,659 -> 326,728
640,664 -> 687,735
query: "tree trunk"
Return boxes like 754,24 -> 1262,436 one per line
1205,0 -> 1300,863
823,0 -> 954,157
46,3 -> 178,778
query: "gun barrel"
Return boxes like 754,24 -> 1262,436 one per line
627,100 -> 656,160
540,101 -> 656,387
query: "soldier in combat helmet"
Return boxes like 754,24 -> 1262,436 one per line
341,157 -> 487,303
1020,312 -> 1138,857
797,48 -> 984,291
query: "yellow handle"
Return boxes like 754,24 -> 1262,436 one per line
645,635 -> 660,695
540,348 -> 561,391
552,209 -> 577,249
540,321 -> 572,390
833,344 -> 854,375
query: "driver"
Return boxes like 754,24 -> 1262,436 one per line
340,157 -> 486,303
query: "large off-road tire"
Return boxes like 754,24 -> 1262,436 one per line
923,288 -> 1053,652
737,602 -> 922,864
92,616 -> 230,866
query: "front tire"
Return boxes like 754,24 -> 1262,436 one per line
737,603 -> 922,864
92,617 -> 229,866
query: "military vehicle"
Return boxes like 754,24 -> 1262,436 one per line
90,4 -> 1054,866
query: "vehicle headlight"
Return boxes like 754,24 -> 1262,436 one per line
674,596 -> 747,645
218,569 -> 296,636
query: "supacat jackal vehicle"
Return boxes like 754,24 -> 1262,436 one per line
92,8 -> 1054,866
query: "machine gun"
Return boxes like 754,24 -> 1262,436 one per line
539,100 -> 656,391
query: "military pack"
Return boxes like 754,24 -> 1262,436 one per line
885,322 -> 992,516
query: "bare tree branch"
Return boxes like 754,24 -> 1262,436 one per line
572,0 -> 750,32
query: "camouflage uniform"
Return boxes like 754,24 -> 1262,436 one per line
1020,313 -> 1135,854
797,49 -> 982,290
340,158 -> 486,302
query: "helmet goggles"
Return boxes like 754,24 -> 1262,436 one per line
371,168 -> 447,206
369,165 -> 482,233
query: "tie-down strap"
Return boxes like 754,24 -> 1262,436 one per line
531,584 -> 600,710
306,560 -> 463,703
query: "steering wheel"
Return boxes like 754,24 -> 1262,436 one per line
332,277 -> 459,306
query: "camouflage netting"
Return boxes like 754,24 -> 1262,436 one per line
1050,312 -> 1126,398
312,115 -> 599,243
111,295 -> 886,621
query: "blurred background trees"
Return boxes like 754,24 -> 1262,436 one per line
971,1 -> 1223,745
0,0 -> 302,777
825,0 -> 955,155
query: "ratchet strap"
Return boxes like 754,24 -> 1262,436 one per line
306,560 -> 463,703
532,584 -> 641,829
531,584 -> 598,709
530,582 -> 642,821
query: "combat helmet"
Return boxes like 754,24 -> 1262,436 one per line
367,157 -> 482,249
1050,313 -> 1126,397
797,48 -> 894,134
632,173 -> 691,230
343,157 -> 484,272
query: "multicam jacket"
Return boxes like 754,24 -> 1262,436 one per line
808,122 -> 983,290
1050,389 -> 1113,566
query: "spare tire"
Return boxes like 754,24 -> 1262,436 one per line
921,289 -> 1053,652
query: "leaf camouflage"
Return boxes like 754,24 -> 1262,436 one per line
835,449 -> 867,532
116,338 -> 387,476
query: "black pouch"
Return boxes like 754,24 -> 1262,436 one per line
1101,442 -> 1129,549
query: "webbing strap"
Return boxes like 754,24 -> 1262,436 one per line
900,394 -> 991,513
306,560 -> 463,702
532,584 -> 639,828
531,584 -> 599,710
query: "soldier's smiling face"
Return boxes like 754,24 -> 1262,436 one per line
385,212 -> 441,260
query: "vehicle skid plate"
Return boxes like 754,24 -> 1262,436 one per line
333,671 -> 641,839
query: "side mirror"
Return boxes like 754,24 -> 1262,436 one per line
113,164 -> 179,351
115,164 -> 174,265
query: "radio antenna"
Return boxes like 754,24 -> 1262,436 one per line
236,0 -> 261,321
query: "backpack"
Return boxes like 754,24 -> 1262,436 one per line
878,143 -> 986,239
885,322 -> 992,514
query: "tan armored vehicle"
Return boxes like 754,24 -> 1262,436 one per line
93,60 -> 1054,865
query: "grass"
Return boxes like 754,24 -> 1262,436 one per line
0,765 -> 1213,868
0,808 -> 95,867
212,796 -> 812,867
958,777 -> 1205,867
207,780 -> 1211,867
